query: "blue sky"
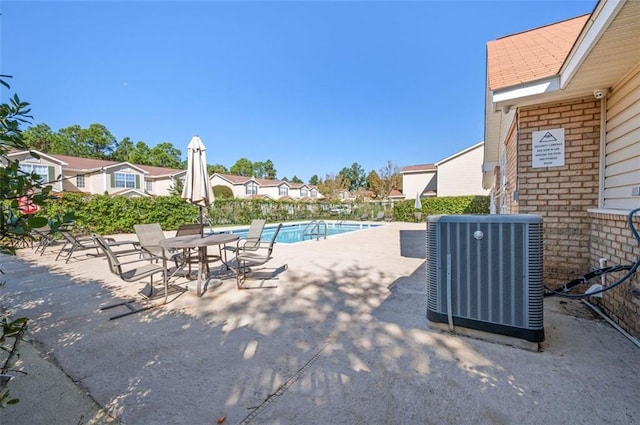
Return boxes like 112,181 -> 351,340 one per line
1,0 -> 597,183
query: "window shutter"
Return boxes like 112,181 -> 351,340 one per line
136,175 -> 140,189
48,166 -> 55,183
110,173 -> 115,188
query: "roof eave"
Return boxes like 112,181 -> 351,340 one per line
491,76 -> 561,110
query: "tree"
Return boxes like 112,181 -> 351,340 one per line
56,123 -> 116,159
309,174 -> 320,186
230,157 -> 254,177
168,175 -> 184,196
376,160 -> 401,198
338,162 -> 366,191
317,173 -> 349,200
290,175 -> 303,183
128,141 -> 152,166
147,142 -> 182,169
230,158 -> 278,179
111,136 -> 135,162
212,185 -> 233,199
367,170 -> 384,199
257,159 -> 276,179
207,164 -> 228,175
22,123 -> 63,153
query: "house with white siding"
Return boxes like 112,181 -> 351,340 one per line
210,173 -> 322,200
481,0 -> 640,338
6,150 -> 185,196
400,142 -> 488,200
435,142 -> 488,197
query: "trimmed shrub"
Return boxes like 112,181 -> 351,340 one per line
41,193 -> 490,233
394,195 -> 490,222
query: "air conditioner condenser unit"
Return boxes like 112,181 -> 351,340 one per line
426,214 -> 544,345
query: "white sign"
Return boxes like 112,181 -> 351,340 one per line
532,128 -> 565,168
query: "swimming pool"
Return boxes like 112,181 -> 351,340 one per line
226,222 -> 382,244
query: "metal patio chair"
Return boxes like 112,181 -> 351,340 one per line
94,234 -> 169,320
223,219 -> 266,258
233,223 -> 286,289
134,223 -> 181,266
55,229 -> 139,263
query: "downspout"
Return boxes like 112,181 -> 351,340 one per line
597,95 -> 607,208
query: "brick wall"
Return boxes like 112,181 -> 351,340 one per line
505,120 -> 518,214
589,211 -> 640,338
517,97 -> 601,285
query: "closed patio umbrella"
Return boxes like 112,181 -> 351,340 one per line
414,193 -> 423,221
414,193 -> 422,210
181,135 -> 214,236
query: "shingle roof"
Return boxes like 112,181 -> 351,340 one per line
388,189 -> 405,198
487,14 -> 589,90
37,152 -> 184,177
215,173 -> 250,184
46,153 -> 116,171
214,173 -> 318,190
137,164 -> 185,178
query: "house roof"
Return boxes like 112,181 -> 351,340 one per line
400,164 -> 436,173
16,150 -> 185,178
137,164 -> 185,178
213,173 -> 318,190
289,182 -> 309,190
388,189 -> 405,199
213,173 -> 250,185
483,0 -> 640,189
487,15 -> 589,91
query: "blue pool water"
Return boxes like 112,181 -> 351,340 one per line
226,222 -> 381,244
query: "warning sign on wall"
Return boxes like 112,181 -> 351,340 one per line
532,128 -> 565,168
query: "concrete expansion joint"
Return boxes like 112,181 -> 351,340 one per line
238,333 -> 338,425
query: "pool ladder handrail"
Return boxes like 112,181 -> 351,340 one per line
302,220 -> 327,241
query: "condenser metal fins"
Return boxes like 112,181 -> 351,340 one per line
426,214 -> 545,343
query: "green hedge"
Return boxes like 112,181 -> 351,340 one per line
394,195 -> 490,222
38,193 -> 490,234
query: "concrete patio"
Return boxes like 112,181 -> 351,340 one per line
1,222 -> 639,424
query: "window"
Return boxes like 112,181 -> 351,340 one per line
310,189 -> 318,198
300,188 -> 308,197
114,172 -> 136,188
145,180 -> 153,192
76,174 -> 86,188
20,164 -> 49,183
245,181 -> 258,196
279,185 -> 288,196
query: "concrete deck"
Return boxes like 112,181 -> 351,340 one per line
1,222 -> 639,424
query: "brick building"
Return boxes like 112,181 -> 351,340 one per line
482,0 -> 640,338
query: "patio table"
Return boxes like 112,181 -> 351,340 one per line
160,233 -> 239,296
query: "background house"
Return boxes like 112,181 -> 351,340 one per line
401,164 -> 437,200
400,141 -> 488,199
211,173 -> 322,200
435,141 -> 488,197
482,0 -> 640,338
6,150 -> 185,197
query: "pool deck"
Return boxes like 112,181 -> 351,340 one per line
1,221 -> 639,424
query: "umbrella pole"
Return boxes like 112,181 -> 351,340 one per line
199,206 -> 204,237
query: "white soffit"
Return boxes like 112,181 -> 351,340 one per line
492,77 -> 560,104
